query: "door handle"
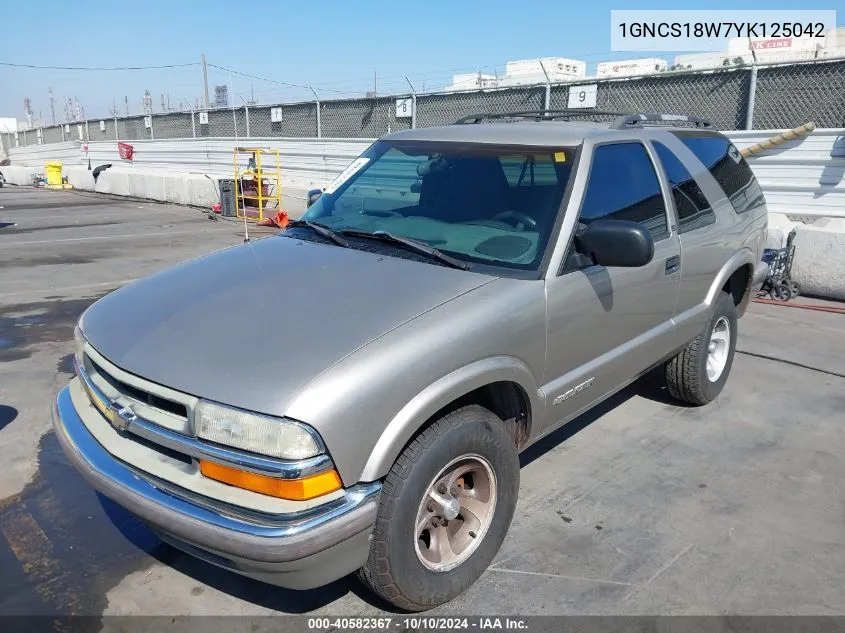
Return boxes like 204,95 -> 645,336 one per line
665,255 -> 680,275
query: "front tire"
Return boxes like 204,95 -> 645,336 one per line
358,405 -> 519,611
665,291 -> 738,405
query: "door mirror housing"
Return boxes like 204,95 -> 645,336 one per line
306,188 -> 323,208
576,219 -> 654,268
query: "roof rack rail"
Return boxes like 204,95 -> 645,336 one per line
455,110 -> 627,125
454,110 -> 715,130
611,113 -> 714,130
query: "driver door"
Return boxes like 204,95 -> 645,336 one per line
541,141 -> 681,430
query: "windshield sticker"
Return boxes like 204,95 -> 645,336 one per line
554,151 -> 567,163
324,157 -> 370,194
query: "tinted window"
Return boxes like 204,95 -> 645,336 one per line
678,135 -> 764,214
499,153 -> 564,186
652,142 -> 716,233
579,142 -> 668,241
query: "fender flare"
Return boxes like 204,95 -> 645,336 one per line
358,356 -> 542,482
705,248 -> 756,314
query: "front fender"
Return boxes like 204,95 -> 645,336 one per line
359,356 -> 542,482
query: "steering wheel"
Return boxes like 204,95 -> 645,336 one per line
360,209 -> 402,218
492,210 -> 537,231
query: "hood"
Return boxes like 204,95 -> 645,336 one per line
81,236 -> 492,416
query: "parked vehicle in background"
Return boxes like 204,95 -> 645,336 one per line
54,111 -> 768,611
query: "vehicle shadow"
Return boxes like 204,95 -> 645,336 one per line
100,495 -> 393,614
0,404 -> 18,431
520,366 -> 689,469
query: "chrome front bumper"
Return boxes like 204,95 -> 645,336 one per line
52,386 -> 381,588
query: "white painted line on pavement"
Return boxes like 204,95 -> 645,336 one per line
2,228 -> 233,246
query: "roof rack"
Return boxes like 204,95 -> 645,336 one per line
611,113 -> 714,130
455,110 -> 714,130
454,110 -> 627,125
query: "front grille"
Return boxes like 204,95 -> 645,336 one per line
88,357 -> 188,419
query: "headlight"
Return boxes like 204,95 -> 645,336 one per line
74,325 -> 85,366
195,400 -> 321,460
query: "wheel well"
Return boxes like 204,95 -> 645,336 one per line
429,381 -> 531,449
722,264 -> 753,308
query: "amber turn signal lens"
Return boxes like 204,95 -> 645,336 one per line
199,460 -> 342,500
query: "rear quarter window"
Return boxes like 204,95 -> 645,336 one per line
676,135 -> 764,215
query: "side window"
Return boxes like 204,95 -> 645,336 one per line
652,142 -> 716,233
678,135 -> 764,215
578,142 -> 669,241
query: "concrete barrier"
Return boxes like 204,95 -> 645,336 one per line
791,224 -> 845,300
54,164 -> 311,217
1,165 -> 40,185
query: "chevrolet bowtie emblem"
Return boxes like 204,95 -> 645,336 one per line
109,403 -> 137,431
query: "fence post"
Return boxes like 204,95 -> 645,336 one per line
85,120 -> 90,142
184,96 -> 196,138
240,97 -> 250,137
405,77 -> 418,129
23,129 -> 27,145
539,60 -> 551,111
744,65 -> 758,130
310,85 -> 321,138
114,116 -> 119,141
61,124 -> 65,142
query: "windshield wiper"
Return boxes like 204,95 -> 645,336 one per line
285,220 -> 349,247
341,229 -> 471,270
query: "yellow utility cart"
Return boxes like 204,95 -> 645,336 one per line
233,148 -> 282,222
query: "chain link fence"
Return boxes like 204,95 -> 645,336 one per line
550,68 -> 751,130
6,58 -> 845,149
754,61 -> 845,129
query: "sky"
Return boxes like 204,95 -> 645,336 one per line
0,0 -> 841,122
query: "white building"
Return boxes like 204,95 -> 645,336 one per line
0,117 -> 18,133
596,58 -> 668,78
674,28 -> 841,69
500,57 -> 586,86
445,72 -> 500,92
446,57 -> 586,91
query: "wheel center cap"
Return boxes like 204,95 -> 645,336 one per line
443,497 -> 460,520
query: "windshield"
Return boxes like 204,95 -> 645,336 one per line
300,140 -> 576,272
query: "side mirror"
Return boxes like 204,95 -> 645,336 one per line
306,188 -> 323,208
576,219 -> 654,268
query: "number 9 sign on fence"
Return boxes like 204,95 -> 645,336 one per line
567,84 -> 598,109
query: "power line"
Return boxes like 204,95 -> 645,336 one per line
0,61 -> 199,71
207,63 -> 350,95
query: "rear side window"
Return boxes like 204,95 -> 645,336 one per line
677,135 -> 764,214
652,142 -> 716,233
579,142 -> 669,241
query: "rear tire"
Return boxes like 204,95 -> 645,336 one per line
358,405 -> 519,611
665,291 -> 737,406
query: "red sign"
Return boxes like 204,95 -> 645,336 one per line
750,38 -> 793,50
117,142 -> 134,161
